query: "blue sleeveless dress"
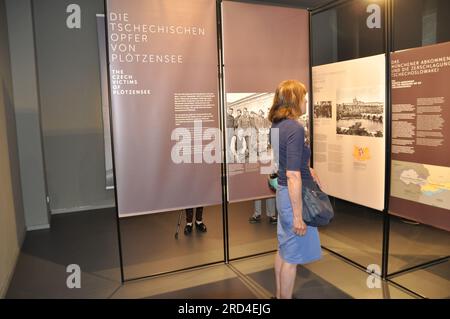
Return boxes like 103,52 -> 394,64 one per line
271,119 -> 322,264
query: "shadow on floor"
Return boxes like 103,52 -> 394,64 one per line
149,276 -> 258,299
248,268 -> 353,299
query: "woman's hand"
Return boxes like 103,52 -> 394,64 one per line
309,167 -> 322,189
293,215 -> 307,236
286,170 -> 306,236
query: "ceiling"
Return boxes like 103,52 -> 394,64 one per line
245,0 -> 336,10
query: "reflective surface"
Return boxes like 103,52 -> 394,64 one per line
230,251 -> 415,299
119,205 -> 224,280
388,0 -> 450,296
228,199 -> 277,260
310,0 -> 386,273
391,259 -> 450,299
312,0 -> 385,66
393,0 -> 450,51
388,216 -> 450,274
319,198 -> 384,270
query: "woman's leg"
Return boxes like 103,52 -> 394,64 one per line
274,251 -> 283,299
280,260 -> 297,299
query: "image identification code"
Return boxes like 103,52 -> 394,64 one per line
178,303 -> 271,317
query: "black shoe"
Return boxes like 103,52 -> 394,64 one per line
249,215 -> 262,224
195,221 -> 207,232
269,216 -> 278,225
184,224 -> 193,235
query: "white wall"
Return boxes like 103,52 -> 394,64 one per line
6,0 -> 50,230
32,0 -> 115,213
0,0 -> 26,297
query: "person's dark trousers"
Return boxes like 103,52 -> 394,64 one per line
186,207 -> 203,223
184,207 -> 207,234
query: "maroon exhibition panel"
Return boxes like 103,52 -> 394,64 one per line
390,41 -> 450,231
222,1 -> 310,202
106,0 -> 222,217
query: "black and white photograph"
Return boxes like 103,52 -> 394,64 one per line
314,101 -> 332,119
226,93 -> 274,163
336,87 -> 384,138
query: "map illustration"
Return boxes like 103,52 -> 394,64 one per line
391,160 -> 450,210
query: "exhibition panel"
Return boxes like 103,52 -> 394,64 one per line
310,0 -> 387,272
106,0 -> 223,217
220,0 -> 310,259
386,0 -> 450,295
104,0 -> 225,280
311,2 -> 449,296
389,41 -> 450,231
312,54 -> 386,211
221,0 -> 309,203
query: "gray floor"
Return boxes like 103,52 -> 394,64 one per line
119,200 -> 279,280
7,209 -> 121,298
230,252 -> 415,299
390,260 -> 450,299
149,276 -> 256,299
5,202 -> 449,299
388,217 -> 450,274
248,268 -> 353,299
321,198 -> 450,275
